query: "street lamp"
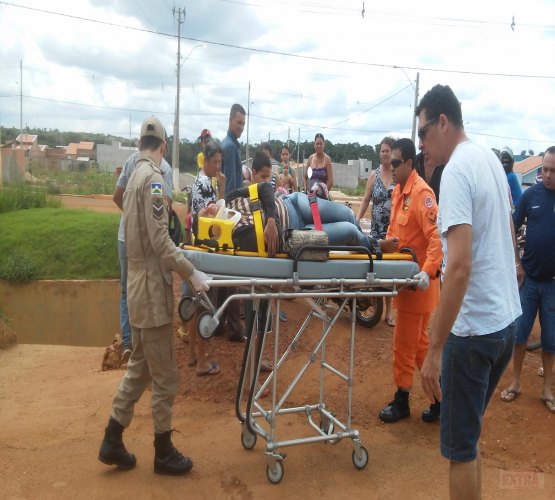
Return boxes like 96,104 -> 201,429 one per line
172,43 -> 205,192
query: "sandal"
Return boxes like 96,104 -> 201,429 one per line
384,317 -> 395,327
500,388 -> 521,402
196,361 -> 220,376
541,396 -> 555,413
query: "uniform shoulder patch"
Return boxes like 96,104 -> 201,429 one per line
424,196 -> 433,209
151,182 -> 163,196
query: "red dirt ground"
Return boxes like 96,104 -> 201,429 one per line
1,278 -> 552,499
1,195 -> 551,498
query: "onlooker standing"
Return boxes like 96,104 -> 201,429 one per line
419,85 -> 521,500
379,138 -> 442,424
415,151 -> 445,203
276,145 -> 298,195
196,128 -> 212,170
500,146 -> 523,208
356,136 -> 396,326
304,133 -> 333,193
500,146 -> 555,413
113,145 -> 172,360
99,116 -> 209,476
222,104 -> 246,195
219,103 -> 246,341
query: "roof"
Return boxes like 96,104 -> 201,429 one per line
16,134 -> 38,144
514,156 -> 542,175
66,142 -> 94,156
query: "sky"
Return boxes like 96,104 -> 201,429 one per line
1,0 -> 555,155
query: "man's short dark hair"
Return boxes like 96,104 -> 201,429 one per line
230,103 -> 246,119
139,136 -> 163,152
415,84 -> 464,128
544,145 -> 555,156
252,151 -> 271,173
393,138 -> 416,166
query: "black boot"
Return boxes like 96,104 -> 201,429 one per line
422,400 -> 441,423
379,389 -> 410,423
154,431 -> 193,475
98,417 -> 136,470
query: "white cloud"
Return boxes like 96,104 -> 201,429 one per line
1,0 -> 554,155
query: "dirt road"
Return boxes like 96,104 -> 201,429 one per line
1,298 -> 552,499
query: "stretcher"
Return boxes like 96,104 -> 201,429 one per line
179,244 -> 420,484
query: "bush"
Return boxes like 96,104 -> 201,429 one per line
0,183 -> 61,213
0,250 -> 40,283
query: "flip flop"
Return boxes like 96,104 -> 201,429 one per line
260,360 -> 273,373
541,396 -> 555,413
500,388 -> 521,402
196,361 -> 219,376
384,318 -> 395,327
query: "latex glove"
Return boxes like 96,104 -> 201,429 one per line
413,271 -> 430,290
189,269 -> 209,293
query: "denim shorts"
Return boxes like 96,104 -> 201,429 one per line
515,277 -> 555,353
440,323 -> 516,462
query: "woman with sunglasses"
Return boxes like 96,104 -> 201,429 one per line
356,136 -> 397,326
304,133 -> 333,194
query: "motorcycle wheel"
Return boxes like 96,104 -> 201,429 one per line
355,296 -> 384,329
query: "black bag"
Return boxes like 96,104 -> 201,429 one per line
282,229 -> 329,261
168,210 -> 182,246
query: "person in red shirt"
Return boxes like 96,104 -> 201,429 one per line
380,138 -> 443,423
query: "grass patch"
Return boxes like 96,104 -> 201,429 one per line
0,208 -> 120,280
32,168 -> 116,195
0,183 -> 62,213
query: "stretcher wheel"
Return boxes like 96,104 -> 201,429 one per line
352,446 -> 369,469
266,460 -> 284,484
241,429 -> 257,450
178,296 -> 197,322
197,311 -> 215,340
355,296 -> 383,329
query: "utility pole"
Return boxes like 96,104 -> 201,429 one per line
172,6 -> 185,192
411,72 -> 420,144
20,59 -> 23,147
296,128 -> 301,190
246,82 -> 250,164
129,115 -> 132,145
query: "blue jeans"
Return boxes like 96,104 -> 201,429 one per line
440,323 -> 516,462
516,276 -> 555,353
118,240 -> 132,350
282,192 -> 371,249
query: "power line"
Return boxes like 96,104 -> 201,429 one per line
2,2 -> 554,79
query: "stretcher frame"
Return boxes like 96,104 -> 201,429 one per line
180,245 -> 419,484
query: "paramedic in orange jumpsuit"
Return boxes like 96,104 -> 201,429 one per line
379,138 -> 443,424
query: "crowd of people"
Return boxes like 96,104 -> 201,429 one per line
98,85 -> 554,500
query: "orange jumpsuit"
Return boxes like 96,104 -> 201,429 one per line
386,169 -> 443,389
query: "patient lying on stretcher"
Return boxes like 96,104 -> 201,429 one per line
194,151 -> 398,258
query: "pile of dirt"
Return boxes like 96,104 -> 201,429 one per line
0,320 -> 17,349
101,334 -> 126,370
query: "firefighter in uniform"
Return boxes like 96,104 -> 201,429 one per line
98,116 -> 209,475
379,138 -> 443,423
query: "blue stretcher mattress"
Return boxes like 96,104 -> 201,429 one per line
181,249 -> 419,281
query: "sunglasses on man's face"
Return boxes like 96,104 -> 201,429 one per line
391,159 -> 404,169
417,116 -> 439,141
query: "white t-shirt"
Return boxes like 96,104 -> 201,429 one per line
117,152 -> 173,242
438,140 -> 521,336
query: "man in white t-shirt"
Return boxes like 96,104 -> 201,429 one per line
113,150 -> 173,359
417,85 -> 521,500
